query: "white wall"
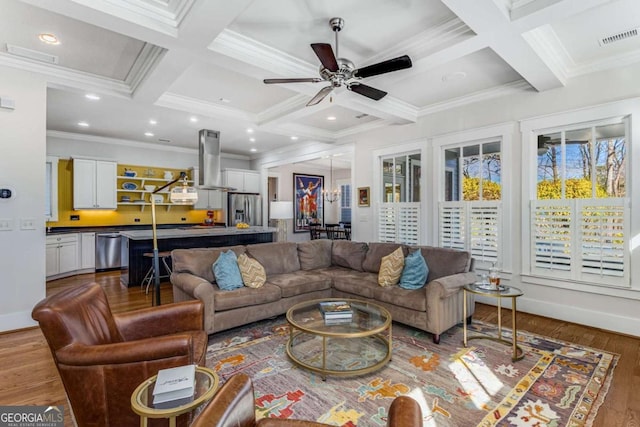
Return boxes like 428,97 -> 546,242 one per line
343,62 -> 640,336
0,68 -> 47,332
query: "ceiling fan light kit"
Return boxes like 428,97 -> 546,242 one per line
264,17 -> 412,107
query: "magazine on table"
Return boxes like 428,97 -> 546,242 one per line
152,364 -> 196,405
318,301 -> 352,314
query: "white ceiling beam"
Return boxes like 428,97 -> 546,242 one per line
442,0 -> 565,91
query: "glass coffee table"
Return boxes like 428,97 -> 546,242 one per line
131,366 -> 219,427
286,298 -> 392,380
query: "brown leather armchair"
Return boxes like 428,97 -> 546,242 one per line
32,282 -> 208,427
191,373 -> 423,427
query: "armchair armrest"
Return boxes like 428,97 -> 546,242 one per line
387,396 -> 422,427
115,300 -> 203,341
427,272 -> 478,299
56,334 -> 196,366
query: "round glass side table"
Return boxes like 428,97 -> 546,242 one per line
463,283 -> 525,361
131,366 -> 219,427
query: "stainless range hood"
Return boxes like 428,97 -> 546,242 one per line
198,129 -> 236,191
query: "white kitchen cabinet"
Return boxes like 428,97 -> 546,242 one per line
193,189 -> 223,210
223,169 -> 260,193
46,234 -> 79,278
73,158 -> 117,209
80,232 -> 96,269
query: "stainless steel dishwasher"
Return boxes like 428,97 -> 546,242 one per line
95,233 -> 122,271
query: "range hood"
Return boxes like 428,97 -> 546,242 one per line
198,129 -> 237,191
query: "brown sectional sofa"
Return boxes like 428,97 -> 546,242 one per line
171,239 -> 477,343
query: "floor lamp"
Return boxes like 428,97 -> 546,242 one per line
151,172 -> 198,306
270,201 -> 293,242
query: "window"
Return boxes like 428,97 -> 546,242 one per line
46,156 -> 59,222
440,140 -> 502,268
378,152 -> 421,244
339,183 -> 351,223
531,119 -> 629,286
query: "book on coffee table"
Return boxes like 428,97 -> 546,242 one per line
319,301 -> 353,319
152,364 -> 196,406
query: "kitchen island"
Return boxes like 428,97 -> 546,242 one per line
120,226 -> 276,288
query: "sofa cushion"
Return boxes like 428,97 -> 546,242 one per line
331,270 -> 379,298
246,242 -> 300,275
415,246 -> 472,281
363,243 -> 408,273
378,247 -> 405,286
172,246 -> 246,283
297,239 -> 332,270
267,270 -> 332,298
213,250 -> 244,291
372,286 -> 427,311
213,283 -> 282,311
237,254 -> 266,288
331,240 -> 368,272
399,250 -> 429,289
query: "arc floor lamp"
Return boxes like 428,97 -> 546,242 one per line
150,172 -> 198,306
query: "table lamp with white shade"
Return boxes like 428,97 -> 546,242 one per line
270,201 -> 293,242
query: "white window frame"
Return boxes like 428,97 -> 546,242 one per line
372,141 -> 427,244
432,123 -> 513,272
337,179 -> 351,223
520,99 -> 640,297
46,156 -> 59,222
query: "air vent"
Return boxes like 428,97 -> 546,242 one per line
158,138 -> 171,143
355,113 -> 369,119
6,44 -> 59,64
598,28 -> 639,46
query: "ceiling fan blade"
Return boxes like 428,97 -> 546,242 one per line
354,55 -> 412,79
306,86 -> 334,106
348,83 -> 387,101
264,78 -> 322,84
311,43 -> 339,72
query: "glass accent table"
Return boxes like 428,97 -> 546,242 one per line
131,366 -> 219,427
463,283 -> 525,361
286,298 -> 392,380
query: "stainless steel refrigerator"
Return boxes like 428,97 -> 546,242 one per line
227,193 -> 262,226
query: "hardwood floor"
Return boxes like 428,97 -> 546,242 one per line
1,271 -> 638,426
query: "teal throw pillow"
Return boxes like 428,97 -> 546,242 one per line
399,250 -> 429,289
212,250 -> 244,291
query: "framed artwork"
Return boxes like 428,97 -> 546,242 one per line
358,187 -> 370,207
293,173 -> 324,233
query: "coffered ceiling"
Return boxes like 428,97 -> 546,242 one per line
1,0 -> 640,157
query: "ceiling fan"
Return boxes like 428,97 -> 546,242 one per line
263,17 -> 412,106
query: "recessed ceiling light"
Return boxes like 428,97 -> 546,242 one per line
190,116 -> 198,123
38,33 -> 60,45
149,119 -> 157,125
77,121 -> 89,127
327,116 -> 337,121
249,137 -> 256,142
442,71 -> 467,82
85,93 -> 100,101
247,128 -> 254,133
291,136 -> 298,140
144,132 -> 154,137
250,148 -> 257,152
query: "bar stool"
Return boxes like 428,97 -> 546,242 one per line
141,251 -> 173,294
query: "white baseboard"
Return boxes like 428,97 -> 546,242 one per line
476,295 -> 640,337
0,310 -> 38,333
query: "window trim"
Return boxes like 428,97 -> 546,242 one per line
520,98 -> 640,296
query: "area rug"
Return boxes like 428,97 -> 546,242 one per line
205,317 -> 617,426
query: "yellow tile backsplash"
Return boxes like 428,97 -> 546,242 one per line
47,160 -> 223,228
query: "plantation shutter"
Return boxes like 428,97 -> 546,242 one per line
531,199 -> 629,286
378,203 -> 420,244
440,202 -> 501,267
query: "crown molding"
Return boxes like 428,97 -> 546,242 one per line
334,119 -> 396,139
418,79 -> 532,116
0,52 -> 132,96
522,25 -> 570,85
255,94 -> 313,125
156,92 -> 255,122
47,130 -> 195,153
209,29 -> 317,78
126,44 -> 167,93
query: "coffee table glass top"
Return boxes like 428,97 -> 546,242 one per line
465,283 -> 523,297
287,298 -> 391,335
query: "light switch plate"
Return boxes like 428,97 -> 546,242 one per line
0,218 -> 13,231
20,218 -> 36,230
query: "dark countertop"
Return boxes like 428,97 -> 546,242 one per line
46,223 -> 226,235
